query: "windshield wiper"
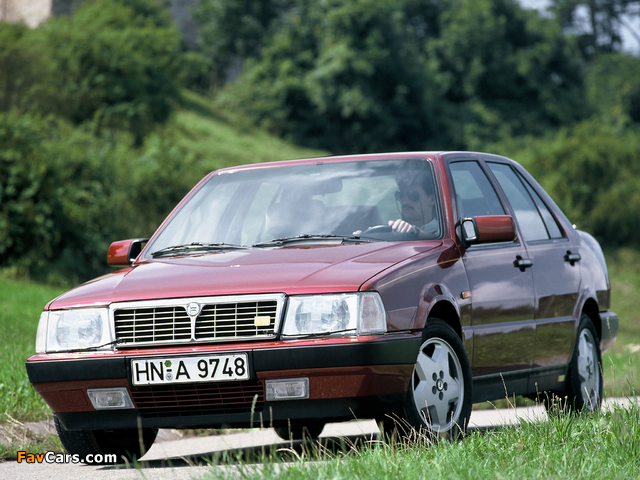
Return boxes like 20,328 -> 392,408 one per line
252,234 -> 375,247
151,242 -> 246,258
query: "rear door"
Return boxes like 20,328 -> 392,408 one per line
485,160 -> 580,370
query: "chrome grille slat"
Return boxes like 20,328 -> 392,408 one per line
113,295 -> 283,347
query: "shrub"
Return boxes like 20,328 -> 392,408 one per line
0,112 -> 198,284
32,0 -> 183,144
496,120 -> 640,247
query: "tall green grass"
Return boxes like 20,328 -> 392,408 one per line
0,274 -> 64,422
199,402 -> 640,479
602,248 -> 640,397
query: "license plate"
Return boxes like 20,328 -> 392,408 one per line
131,353 -> 249,386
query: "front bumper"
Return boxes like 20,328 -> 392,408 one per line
26,333 -> 421,430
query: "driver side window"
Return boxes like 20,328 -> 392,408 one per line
449,161 -> 505,218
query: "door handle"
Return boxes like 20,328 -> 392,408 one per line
564,251 -> 581,266
514,256 -> 533,272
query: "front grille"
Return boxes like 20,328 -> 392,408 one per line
195,302 -> 278,339
112,294 -> 284,347
115,307 -> 192,344
129,381 -> 265,418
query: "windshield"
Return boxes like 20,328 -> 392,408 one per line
144,158 -> 442,257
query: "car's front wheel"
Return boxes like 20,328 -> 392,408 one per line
402,318 -> 472,439
54,416 -> 158,463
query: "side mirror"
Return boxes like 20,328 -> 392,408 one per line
460,216 -> 516,246
107,238 -> 149,266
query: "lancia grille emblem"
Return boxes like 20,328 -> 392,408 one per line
186,302 -> 201,317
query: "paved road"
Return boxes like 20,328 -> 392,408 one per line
2,397 -> 637,480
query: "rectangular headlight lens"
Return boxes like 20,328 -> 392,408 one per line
45,308 -> 111,352
282,292 -> 386,337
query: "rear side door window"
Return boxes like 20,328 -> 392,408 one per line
487,162 -> 563,242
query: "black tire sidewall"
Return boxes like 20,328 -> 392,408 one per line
402,318 -> 472,438
566,314 -> 603,412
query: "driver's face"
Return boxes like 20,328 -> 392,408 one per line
396,186 -> 434,226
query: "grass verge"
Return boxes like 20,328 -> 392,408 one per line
0,273 -> 65,423
200,402 -> 640,480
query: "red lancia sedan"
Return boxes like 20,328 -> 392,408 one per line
26,152 -> 618,462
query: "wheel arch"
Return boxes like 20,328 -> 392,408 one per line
427,299 -> 463,340
581,297 -> 601,341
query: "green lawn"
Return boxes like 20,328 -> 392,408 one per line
602,248 -> 640,397
0,275 -> 65,423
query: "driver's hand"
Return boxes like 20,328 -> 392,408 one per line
389,219 -> 417,234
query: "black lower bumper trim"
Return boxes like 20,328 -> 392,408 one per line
26,357 -> 127,384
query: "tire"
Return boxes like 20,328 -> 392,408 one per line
564,314 -> 603,412
274,421 -> 325,441
402,318 -> 472,439
54,416 -> 158,463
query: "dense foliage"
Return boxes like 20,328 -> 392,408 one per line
0,0 -> 184,144
208,0 -> 588,153
1,0 -> 640,282
0,112 -> 201,283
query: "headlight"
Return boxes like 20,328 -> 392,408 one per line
36,308 -> 112,353
282,293 -> 386,337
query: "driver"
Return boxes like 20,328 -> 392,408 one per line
388,167 -> 439,238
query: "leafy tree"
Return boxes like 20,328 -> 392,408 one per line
34,0 -> 183,144
0,23 -> 54,115
217,0 -> 448,154
195,0 -> 294,87
496,120 -> 640,247
428,0 -> 587,148
585,52 -> 640,126
215,0 -> 587,153
0,112 -> 120,282
0,111 -> 200,284
550,0 -> 640,58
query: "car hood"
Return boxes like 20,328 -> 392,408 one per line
48,241 -> 440,309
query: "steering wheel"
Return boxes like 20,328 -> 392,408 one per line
362,225 -> 393,234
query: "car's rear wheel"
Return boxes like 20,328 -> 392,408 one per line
274,420 -> 325,441
542,314 -> 603,413
565,314 -> 603,412
402,318 -> 472,440
54,416 -> 158,463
